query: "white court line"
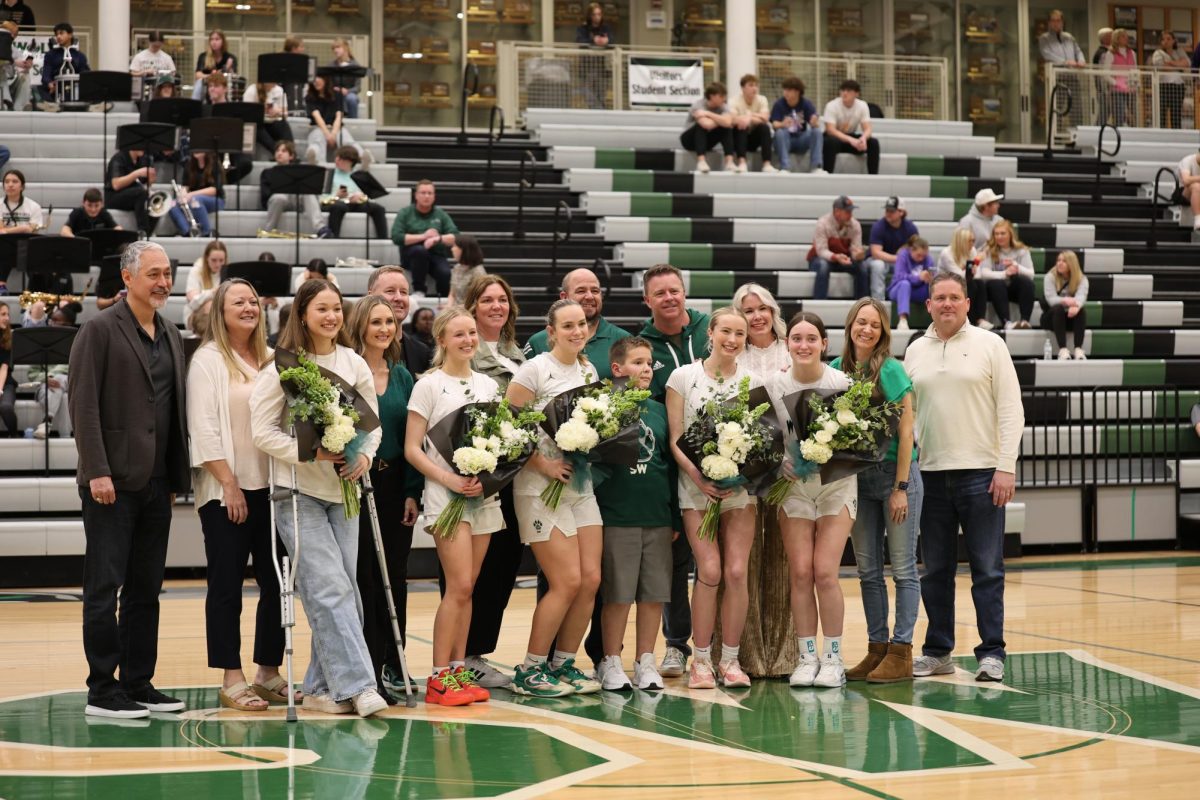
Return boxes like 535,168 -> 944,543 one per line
0,740 -> 320,777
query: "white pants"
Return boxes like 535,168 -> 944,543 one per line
265,194 -> 325,233
305,126 -> 361,164
35,375 -> 71,436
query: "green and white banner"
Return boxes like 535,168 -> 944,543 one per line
627,56 -> 703,109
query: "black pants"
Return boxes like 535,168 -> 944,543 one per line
105,185 -> 152,234
984,275 -> 1035,324
535,569 -> 603,669
824,132 -> 881,174
199,489 -> 284,670
329,201 -> 388,239
401,243 -> 453,298
1160,84 -> 1185,129
356,463 -> 414,684
680,124 -> 733,156
662,532 -> 693,656
1042,302 -> 1087,348
81,477 -> 174,701
733,123 -> 772,161
0,383 -> 16,434
966,274 -> 986,324
257,120 -> 295,156
224,154 -> 253,186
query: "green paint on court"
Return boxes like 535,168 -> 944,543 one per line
649,218 -> 694,242
667,243 -> 713,268
629,192 -> 673,217
610,169 -> 654,192
1009,555 -> 1200,571
1089,330 -> 1135,357
594,149 -> 637,169
929,176 -> 967,198
906,156 -> 945,176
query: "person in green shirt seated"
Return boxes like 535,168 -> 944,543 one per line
523,267 -> 629,380
390,179 -> 459,299
326,146 -> 388,240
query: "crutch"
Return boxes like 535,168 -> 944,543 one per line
361,470 -> 418,707
269,425 -> 302,723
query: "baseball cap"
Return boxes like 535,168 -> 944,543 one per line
884,196 -> 906,212
832,195 -> 857,211
974,188 -> 1004,206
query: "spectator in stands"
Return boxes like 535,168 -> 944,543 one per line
391,180 -> 458,299
524,267 -> 630,380
1151,31 -> 1189,129
905,271 -> 1022,684
71,240 -> 191,719
0,304 -> 15,435
0,168 -> 45,291
292,257 -> 339,293
682,82 -> 735,174
202,71 -> 228,105
61,188 -> 121,238
367,266 -> 432,373
938,227 -> 990,328
284,37 -> 305,54
27,306 -> 73,439
326,146 -> 387,241
866,196 -> 918,302
959,187 -> 1004,248
888,236 -> 934,332
1093,27 -> 1112,64
1041,250 -> 1088,360
822,79 -> 880,175
130,30 -> 176,76
407,306 -> 435,350
575,3 -> 613,108
105,148 -> 154,237
186,240 -> 227,332
577,3 -> 612,45
1038,10 -> 1086,66
192,29 -> 237,101
1,0 -> 34,28
39,23 -> 90,106
329,38 -> 363,119
447,232 -> 486,308
152,75 -> 177,100
304,75 -> 368,166
261,141 -> 329,238
769,76 -> 823,174
808,195 -> 868,300
1177,147 -> 1200,232
0,145 -> 9,173
1092,27 -> 1113,125
244,81 -> 294,155
1101,29 -> 1137,127
978,219 -> 1035,330
731,74 -> 772,174
172,152 -> 224,237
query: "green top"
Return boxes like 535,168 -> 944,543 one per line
593,399 -> 681,530
376,362 -> 423,500
389,204 -> 460,257
637,308 -> 711,401
522,317 -> 631,381
830,355 -> 915,464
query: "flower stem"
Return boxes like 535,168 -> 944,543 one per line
433,495 -> 466,540
696,499 -> 722,541
540,479 -> 565,511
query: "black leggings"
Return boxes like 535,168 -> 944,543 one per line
328,201 -> 388,238
1042,302 -> 1087,348
257,120 -> 295,156
104,184 -> 152,235
733,123 -> 772,160
1160,84 -> 1185,129
824,132 -> 881,174
356,462 -> 414,685
0,383 -> 16,434
984,275 -> 1035,324
680,124 -> 733,156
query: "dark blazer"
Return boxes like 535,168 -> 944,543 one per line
68,300 -> 191,493
399,330 -> 431,375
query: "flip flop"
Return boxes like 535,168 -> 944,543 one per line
251,675 -> 303,705
219,681 -> 269,712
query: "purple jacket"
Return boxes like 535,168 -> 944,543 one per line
888,248 -> 933,292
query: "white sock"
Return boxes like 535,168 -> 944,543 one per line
449,660 -> 465,671
433,665 -> 449,678
824,637 -> 842,658
694,644 -> 712,664
523,652 -> 547,670
720,644 -> 740,664
550,649 -> 575,669
798,636 -> 818,660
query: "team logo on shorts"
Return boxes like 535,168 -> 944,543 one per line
533,519 -> 544,535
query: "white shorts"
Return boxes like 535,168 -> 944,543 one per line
421,483 -> 505,537
514,491 -> 604,544
677,476 -> 757,513
779,474 -> 858,521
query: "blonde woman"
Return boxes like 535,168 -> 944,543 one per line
978,220 -> 1035,329
192,29 -> 236,101
185,240 -> 228,332
187,279 -> 293,711
1041,250 -> 1089,360
330,37 -> 362,118
734,282 -> 789,376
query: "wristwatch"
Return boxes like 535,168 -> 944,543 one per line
894,481 -> 909,491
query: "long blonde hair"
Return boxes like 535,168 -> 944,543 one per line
705,305 -> 749,356
732,282 -> 786,341
345,295 -> 402,366
202,278 -> 270,381
332,37 -> 356,63
839,298 -> 892,387
203,29 -> 228,70
198,240 -> 227,291
985,219 -> 1026,263
946,227 -> 976,268
429,306 -> 476,373
1053,250 -> 1084,295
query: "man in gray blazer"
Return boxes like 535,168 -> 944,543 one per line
68,241 -> 191,719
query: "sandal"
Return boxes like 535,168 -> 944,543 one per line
219,681 -> 269,712
251,675 -> 303,705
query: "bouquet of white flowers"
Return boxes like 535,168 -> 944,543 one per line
678,376 -> 783,541
426,399 -> 546,539
538,379 -> 651,510
276,349 -> 381,518
766,377 -> 901,505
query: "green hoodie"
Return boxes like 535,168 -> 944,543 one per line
638,308 -> 711,401
522,316 -> 631,381
593,399 -> 682,531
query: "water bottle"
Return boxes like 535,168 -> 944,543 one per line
1043,339 -> 1053,361
23,427 -> 33,439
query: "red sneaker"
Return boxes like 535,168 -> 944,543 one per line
452,666 -> 491,702
425,669 -> 474,706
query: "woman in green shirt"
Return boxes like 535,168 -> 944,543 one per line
830,298 -> 922,684
347,295 -> 422,702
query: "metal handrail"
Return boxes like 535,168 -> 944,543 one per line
1149,166 -> 1180,250
1091,123 -> 1121,203
513,149 -> 536,240
482,105 -> 505,190
457,62 -> 479,145
548,201 -> 573,289
1043,83 -> 1074,158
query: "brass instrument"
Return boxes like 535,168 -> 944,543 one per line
147,189 -> 172,217
148,182 -> 200,236
19,291 -> 82,309
257,228 -> 316,240
31,205 -> 52,233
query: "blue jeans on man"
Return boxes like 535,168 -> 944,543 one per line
774,126 -> 823,171
919,468 -> 1007,662
809,255 -> 868,299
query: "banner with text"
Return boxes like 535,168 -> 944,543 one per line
627,56 -> 703,108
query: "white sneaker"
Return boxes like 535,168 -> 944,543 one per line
896,318 -> 910,332
812,653 -> 846,688
760,162 -> 779,173
304,146 -> 320,165
789,655 -> 820,687
695,159 -> 710,174
912,653 -> 955,677
1074,347 -> 1087,361
810,167 -> 829,175
32,423 -> 48,440
976,318 -> 995,331
975,656 -> 1005,682
353,689 -> 387,717
597,655 -> 632,692
734,161 -> 747,173
360,149 -> 374,170
1003,320 -> 1016,331
659,646 -> 687,677
465,655 -> 511,689
634,653 -> 664,690
1058,347 -> 1071,360
303,693 -> 352,714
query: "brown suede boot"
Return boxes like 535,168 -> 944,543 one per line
867,642 -> 913,683
845,642 -> 888,681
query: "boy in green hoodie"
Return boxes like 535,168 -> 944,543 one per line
593,336 -> 682,692
637,264 -> 711,401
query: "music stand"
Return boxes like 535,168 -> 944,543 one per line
18,236 -> 91,296
260,53 -> 313,120
0,233 -> 38,292
222,261 -> 292,299
80,72 -> 134,186
78,228 -> 138,266
94,254 -> 124,300
143,98 -> 203,181
116,123 -> 176,237
189,116 -> 244,239
317,65 -> 368,145
266,164 -> 325,267
350,169 -> 388,263
12,327 -> 76,475
209,102 -> 264,209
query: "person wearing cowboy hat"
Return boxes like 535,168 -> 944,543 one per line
958,187 -> 1004,249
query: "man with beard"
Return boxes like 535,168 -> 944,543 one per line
522,268 -> 629,379
68,241 -> 191,719
366,266 -> 432,374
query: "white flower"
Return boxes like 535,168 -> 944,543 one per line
577,396 -> 609,413
823,420 -> 840,435
499,421 -> 516,440
701,453 -> 739,481
858,420 -> 870,430
814,429 -> 834,444
321,410 -> 357,453
836,409 -> 858,426
472,435 -> 491,451
799,439 -> 834,464
453,446 -> 498,475
555,418 -> 599,452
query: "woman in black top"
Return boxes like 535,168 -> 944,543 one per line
303,75 -> 364,165
575,2 -> 612,45
171,152 -> 225,236
575,3 -> 613,109
0,304 -> 17,436
192,29 -> 237,100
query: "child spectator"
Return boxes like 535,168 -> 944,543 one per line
447,232 -> 486,307
887,236 -> 933,331
61,188 -> 120,237
172,152 -> 224,237
978,220 -> 1035,329
326,146 -> 388,240
1041,250 -> 1088,360
292,257 -> 340,293
681,82 -> 735,174
731,74 -> 772,174
769,76 -> 824,173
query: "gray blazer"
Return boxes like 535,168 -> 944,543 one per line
472,338 -> 525,392
68,300 -> 191,493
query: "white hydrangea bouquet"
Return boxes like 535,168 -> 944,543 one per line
539,379 -> 651,510
766,377 -> 900,505
679,376 -> 783,541
427,399 -> 545,539
277,349 -> 380,518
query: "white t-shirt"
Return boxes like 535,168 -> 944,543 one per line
409,368 -> 500,480
244,83 -> 288,118
730,93 -> 769,117
767,365 -> 852,449
1179,154 -> 1200,181
822,97 -> 871,135
129,48 -> 177,74
1,196 -> 43,229
666,361 -> 761,430
510,352 -> 597,496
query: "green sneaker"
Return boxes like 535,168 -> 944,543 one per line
551,657 -> 601,695
511,663 -> 575,698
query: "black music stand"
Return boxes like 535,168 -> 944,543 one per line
78,228 -> 138,266
189,116 -> 244,239
18,236 -> 91,297
209,101 -> 263,209
12,327 -> 76,474
116,123 -> 176,238
317,64 -> 368,145
80,72 -> 134,186
0,233 -> 37,291
143,98 -> 203,181
266,164 -> 325,267
259,53 -> 313,120
349,169 -> 388,263
222,261 -> 292,298
94,254 -> 124,300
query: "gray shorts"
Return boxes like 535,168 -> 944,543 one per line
601,525 -> 672,604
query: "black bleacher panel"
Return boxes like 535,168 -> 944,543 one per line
1133,331 -> 1176,356
1100,305 -> 1143,328
710,244 -> 756,268
697,220 -> 736,244
1165,362 -> 1200,385
966,178 -> 1011,197
652,172 -> 695,193
1013,224 -> 1058,247
944,157 -> 983,178
634,150 -> 677,171
672,194 -> 715,217
1013,361 -> 1037,386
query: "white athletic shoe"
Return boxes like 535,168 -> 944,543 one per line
761,162 -> 779,173
912,653 -> 955,677
597,655 -> 632,691
634,653 -> 664,690
1074,347 -> 1087,361
465,656 -> 511,689
896,318 -> 910,332
810,167 -> 829,175
975,656 -> 1005,682
353,689 -> 387,718
660,646 -> 687,677
303,693 -> 353,714
789,654 -> 820,687
976,318 -> 995,331
1058,347 -> 1072,360
812,654 -> 846,688
695,159 -> 710,174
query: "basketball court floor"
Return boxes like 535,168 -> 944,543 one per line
1,552 -> 1198,798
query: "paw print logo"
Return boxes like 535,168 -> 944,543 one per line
533,519 -> 544,535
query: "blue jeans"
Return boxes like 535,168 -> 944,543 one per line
170,194 -> 223,236
343,90 -> 360,118
773,126 -> 823,171
850,461 -> 922,644
275,493 -> 376,701
809,257 -> 868,300
863,258 -> 890,300
919,469 -> 1006,662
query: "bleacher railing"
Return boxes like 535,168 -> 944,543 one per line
756,52 -> 950,122
496,42 -> 721,123
1046,63 -> 1199,145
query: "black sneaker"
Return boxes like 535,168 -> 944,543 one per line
85,693 -> 151,719
128,686 -> 186,712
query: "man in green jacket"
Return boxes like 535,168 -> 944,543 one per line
390,179 -> 458,299
523,268 -> 630,380
638,264 -> 711,401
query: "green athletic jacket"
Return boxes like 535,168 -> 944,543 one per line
638,308 -> 711,401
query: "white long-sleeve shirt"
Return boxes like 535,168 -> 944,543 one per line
250,345 -> 381,504
1038,30 -> 1085,65
1043,272 -> 1089,307
904,322 -> 1023,474
978,246 -> 1035,281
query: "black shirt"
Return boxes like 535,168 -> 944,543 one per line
195,51 -> 236,75
2,1 -> 35,30
106,152 -> 141,195
65,207 -> 118,234
131,313 -> 176,479
306,96 -> 339,126
0,343 -> 14,389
